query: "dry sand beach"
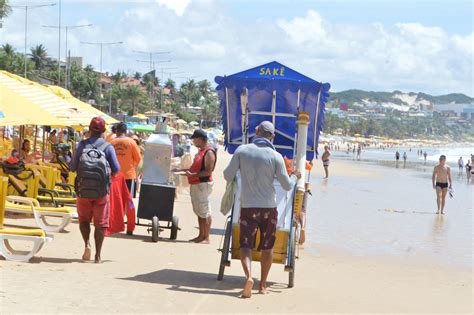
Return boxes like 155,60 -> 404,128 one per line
1,151 -> 472,314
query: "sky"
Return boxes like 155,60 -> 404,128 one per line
1,0 -> 473,96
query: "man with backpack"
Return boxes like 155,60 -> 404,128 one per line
70,117 -> 120,263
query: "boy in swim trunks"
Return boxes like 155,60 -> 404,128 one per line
432,155 -> 452,215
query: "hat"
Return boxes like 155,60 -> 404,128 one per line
190,129 -> 208,139
89,117 -> 106,133
256,121 -> 275,135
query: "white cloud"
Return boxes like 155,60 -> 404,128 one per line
155,0 -> 192,16
0,3 -> 472,96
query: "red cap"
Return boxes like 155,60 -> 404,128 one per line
89,117 -> 106,133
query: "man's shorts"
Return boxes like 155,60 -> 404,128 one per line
240,207 -> 278,251
76,195 -> 110,228
190,182 -> 213,218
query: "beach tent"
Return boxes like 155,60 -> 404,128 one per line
0,72 -> 66,126
44,85 -> 118,126
0,71 -> 117,127
215,61 -> 330,160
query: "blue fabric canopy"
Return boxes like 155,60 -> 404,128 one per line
215,61 -> 330,160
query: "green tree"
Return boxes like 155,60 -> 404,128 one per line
124,85 -> 142,115
164,78 -> 176,91
30,44 -> 48,70
0,0 -> 11,19
133,71 -> 142,80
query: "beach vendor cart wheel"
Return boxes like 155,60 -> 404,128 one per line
170,216 -> 179,240
288,226 -> 297,288
217,218 -> 232,281
151,216 -> 160,242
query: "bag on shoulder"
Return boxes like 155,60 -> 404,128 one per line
75,140 -> 111,199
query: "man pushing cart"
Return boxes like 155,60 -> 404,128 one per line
216,61 -> 330,295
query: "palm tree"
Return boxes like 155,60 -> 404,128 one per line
111,71 -> 125,84
1,43 -> 14,56
125,85 -> 142,115
133,72 -> 142,80
198,80 -> 211,98
30,44 -> 48,70
0,0 -> 11,19
164,78 -> 176,91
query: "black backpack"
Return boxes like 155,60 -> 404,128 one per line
75,140 -> 112,199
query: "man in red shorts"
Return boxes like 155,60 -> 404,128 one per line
224,121 -> 301,298
70,117 -> 120,263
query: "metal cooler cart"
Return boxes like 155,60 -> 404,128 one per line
137,120 -> 179,242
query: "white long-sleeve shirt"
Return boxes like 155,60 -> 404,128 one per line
223,143 -> 296,208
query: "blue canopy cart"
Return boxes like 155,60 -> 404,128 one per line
215,61 -> 330,287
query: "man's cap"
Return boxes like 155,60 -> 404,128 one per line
190,129 -> 208,139
89,117 -> 106,133
256,121 -> 275,135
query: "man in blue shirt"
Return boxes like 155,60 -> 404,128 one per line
70,117 -> 120,263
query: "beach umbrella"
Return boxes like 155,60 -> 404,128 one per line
175,119 -> 188,125
189,121 -> 199,126
133,113 -> 148,120
132,125 -> 155,133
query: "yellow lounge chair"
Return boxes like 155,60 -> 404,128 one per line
5,196 -> 77,232
0,177 -> 53,262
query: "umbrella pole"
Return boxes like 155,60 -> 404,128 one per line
42,128 -> 46,162
33,126 -> 38,155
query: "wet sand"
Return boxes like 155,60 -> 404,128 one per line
1,152 -> 472,313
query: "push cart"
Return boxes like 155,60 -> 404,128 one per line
214,61 -> 330,287
136,119 -> 179,242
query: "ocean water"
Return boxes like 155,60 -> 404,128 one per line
306,153 -> 473,269
331,146 -> 474,165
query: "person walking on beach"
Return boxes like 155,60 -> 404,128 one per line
423,151 -> 428,161
403,152 -> 407,167
223,121 -> 300,298
431,155 -> 452,215
175,129 -> 216,244
356,145 -> 361,160
466,160 -> 472,182
395,151 -> 400,162
458,157 -> 464,175
70,117 -> 120,263
111,122 -> 142,198
322,145 -> 331,178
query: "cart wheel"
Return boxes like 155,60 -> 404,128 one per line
170,216 -> 179,240
288,226 -> 297,288
151,216 -> 159,242
218,219 -> 232,281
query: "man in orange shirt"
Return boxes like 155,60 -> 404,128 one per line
111,122 -> 142,198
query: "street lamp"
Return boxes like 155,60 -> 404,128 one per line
81,41 -> 123,110
10,3 -> 56,78
43,23 -> 92,88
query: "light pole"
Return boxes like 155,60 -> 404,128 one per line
81,41 -> 123,110
10,3 -> 56,78
43,23 -> 92,88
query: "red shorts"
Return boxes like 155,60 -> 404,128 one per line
240,207 -> 278,250
76,195 -> 110,227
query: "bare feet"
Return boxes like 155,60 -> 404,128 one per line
94,255 -> 101,264
258,287 -> 269,294
240,278 -> 254,298
436,211 -> 440,214
189,236 -> 201,242
82,247 -> 91,261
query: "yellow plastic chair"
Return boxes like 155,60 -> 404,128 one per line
0,177 -> 53,262
4,174 -> 77,232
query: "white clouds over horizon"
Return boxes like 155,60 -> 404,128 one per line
1,1 -> 472,96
